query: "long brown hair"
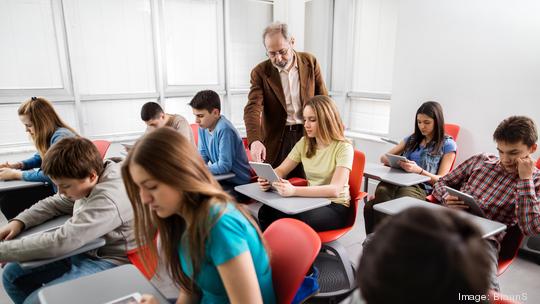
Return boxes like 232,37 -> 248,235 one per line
18,97 -> 78,157
121,127 -> 263,295
403,101 -> 446,155
304,95 -> 348,158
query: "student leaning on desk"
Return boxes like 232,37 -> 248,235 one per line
0,137 -> 136,304
0,97 -> 77,219
122,127 -> 275,304
432,115 -> 540,292
364,101 -> 457,234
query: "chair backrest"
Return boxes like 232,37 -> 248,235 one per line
318,149 -> 367,243
536,157 -> 540,169
497,225 -> 524,276
92,140 -> 111,159
190,123 -> 199,145
264,218 -> 321,304
444,123 -> 460,141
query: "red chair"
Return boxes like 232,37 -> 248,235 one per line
536,157 -> 540,169
190,123 -> 199,145
92,140 -> 111,159
127,244 -> 158,280
263,218 -> 321,304
497,224 -> 524,276
444,123 -> 460,141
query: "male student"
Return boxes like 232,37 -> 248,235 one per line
189,90 -> 251,190
140,101 -> 195,145
0,137 -> 136,304
432,115 -> 540,291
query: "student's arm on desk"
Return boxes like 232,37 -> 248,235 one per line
0,194 -> 120,262
12,193 -> 74,230
515,156 -> 540,235
432,155 -> 480,204
273,166 -> 350,198
380,140 -> 406,166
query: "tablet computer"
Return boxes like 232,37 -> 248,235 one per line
103,292 -> 142,304
385,153 -> 408,169
444,186 -> 486,217
249,161 -> 281,184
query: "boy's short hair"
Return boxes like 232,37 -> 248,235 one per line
188,90 -> 221,113
42,137 -> 104,179
493,116 -> 538,147
140,102 -> 164,121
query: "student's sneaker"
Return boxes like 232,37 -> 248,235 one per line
292,266 -> 320,304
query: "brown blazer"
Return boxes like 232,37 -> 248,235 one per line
244,51 -> 328,165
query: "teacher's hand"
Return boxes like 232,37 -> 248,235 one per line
250,141 -> 266,162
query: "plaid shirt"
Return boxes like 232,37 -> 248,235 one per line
432,153 -> 540,247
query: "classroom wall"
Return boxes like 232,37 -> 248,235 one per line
389,0 -> 540,163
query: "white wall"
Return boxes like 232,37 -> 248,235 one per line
388,0 -> 540,164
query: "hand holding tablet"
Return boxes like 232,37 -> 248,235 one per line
444,186 -> 486,217
249,161 -> 283,192
385,153 -> 409,169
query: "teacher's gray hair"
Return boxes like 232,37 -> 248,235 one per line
262,21 -> 291,44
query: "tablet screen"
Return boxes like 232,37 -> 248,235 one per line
249,162 -> 280,184
385,153 -> 408,169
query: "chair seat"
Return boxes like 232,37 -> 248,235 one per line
318,227 -> 354,243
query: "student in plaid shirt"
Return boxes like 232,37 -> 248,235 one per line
432,116 -> 539,291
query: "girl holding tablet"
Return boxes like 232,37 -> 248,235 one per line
364,101 -> 457,233
122,128 -> 275,304
257,95 -> 353,232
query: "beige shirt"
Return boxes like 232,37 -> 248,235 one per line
166,113 -> 195,146
277,55 -> 303,125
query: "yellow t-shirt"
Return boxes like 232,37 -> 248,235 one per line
287,137 -> 353,207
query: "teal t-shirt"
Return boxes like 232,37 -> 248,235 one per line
179,203 -> 276,303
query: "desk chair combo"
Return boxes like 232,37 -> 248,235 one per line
284,149 -> 368,301
425,194 -> 523,276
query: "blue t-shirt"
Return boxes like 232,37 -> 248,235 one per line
179,203 -> 275,303
402,135 -> 457,193
403,136 -> 457,167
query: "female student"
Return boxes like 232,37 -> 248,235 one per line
122,127 -> 275,304
0,97 -> 77,218
364,101 -> 457,234
257,95 -> 353,232
354,207 -> 491,304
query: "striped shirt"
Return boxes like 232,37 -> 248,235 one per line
432,153 -> 540,248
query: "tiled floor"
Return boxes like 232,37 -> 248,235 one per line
1,189 -> 539,303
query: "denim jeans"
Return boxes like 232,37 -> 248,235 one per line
2,253 -> 117,304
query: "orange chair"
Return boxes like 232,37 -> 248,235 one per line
92,140 -> 111,159
264,218 -> 321,304
497,225 -> 524,276
190,123 -> 199,145
444,123 -> 460,141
